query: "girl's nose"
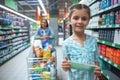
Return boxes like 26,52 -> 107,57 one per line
78,18 -> 82,23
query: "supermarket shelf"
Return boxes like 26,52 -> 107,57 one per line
100,55 -> 120,70
87,24 -> 120,29
0,27 -> 12,30
13,34 -> 28,38
0,45 -> 30,65
13,41 -> 23,46
12,38 -> 28,43
97,39 -> 120,48
0,37 -> 13,41
0,43 -> 12,49
14,31 -> 28,33
13,26 -> 21,29
0,32 -> 12,35
88,0 -> 98,6
12,39 -> 23,43
101,70 -> 120,80
91,3 -> 120,17
0,50 -> 13,58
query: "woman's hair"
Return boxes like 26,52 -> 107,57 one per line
41,19 -> 48,28
68,3 -> 91,19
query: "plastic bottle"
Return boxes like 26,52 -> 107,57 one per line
50,64 -> 56,80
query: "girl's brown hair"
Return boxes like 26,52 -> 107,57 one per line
68,3 -> 91,19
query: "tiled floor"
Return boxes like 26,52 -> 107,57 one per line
0,46 -> 68,80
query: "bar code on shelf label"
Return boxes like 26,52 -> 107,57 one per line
116,24 -> 119,27
104,58 -> 107,61
112,44 -> 115,47
102,41 -> 105,44
109,25 -> 112,28
107,76 -> 110,79
114,64 -> 118,67
100,56 -> 103,58
108,60 -> 111,64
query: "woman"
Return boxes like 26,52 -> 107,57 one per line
35,19 -> 54,48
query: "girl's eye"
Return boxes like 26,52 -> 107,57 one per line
81,17 -> 88,21
73,16 -> 79,20
73,16 -> 88,21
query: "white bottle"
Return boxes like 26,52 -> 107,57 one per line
118,29 -> 120,44
114,29 -> 118,44
50,64 -> 56,80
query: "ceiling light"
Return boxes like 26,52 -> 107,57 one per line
38,0 -> 47,16
0,4 -> 36,23
79,0 -> 85,3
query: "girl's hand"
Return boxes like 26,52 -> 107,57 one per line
94,66 -> 102,80
93,62 -> 102,79
94,66 -> 101,76
62,57 -> 71,71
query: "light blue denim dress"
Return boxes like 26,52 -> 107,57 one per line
62,35 -> 100,80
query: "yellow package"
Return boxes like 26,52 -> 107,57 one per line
42,49 -> 52,59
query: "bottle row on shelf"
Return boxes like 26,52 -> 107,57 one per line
98,29 -> 120,44
98,44 -> 120,65
0,43 -> 30,65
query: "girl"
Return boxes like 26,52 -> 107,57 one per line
61,3 -> 101,80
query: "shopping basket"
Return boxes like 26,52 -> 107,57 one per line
27,39 -> 57,80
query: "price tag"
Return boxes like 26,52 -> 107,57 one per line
100,56 -> 103,58
114,64 -> 118,68
116,24 -> 119,27
102,25 -> 105,28
103,41 -> 105,44
104,58 -> 107,61
112,43 -> 115,47
107,76 -> 110,79
108,60 -> 112,64
109,25 -> 112,28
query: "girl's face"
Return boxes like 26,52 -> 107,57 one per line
41,19 -> 47,29
69,9 -> 90,33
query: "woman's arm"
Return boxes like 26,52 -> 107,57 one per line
48,27 -> 54,39
34,27 -> 47,40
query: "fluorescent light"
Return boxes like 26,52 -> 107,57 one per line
0,4 -> 36,23
38,0 -> 47,16
79,0 -> 85,4
37,6 -> 41,16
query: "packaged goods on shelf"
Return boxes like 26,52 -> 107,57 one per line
85,0 -> 120,79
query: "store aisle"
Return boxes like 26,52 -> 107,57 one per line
0,46 -> 68,80
0,47 -> 31,80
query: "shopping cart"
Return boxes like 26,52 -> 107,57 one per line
27,39 -> 57,80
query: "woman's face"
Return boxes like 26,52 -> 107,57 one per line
69,9 -> 90,33
41,19 -> 47,29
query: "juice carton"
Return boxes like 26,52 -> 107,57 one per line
116,50 -> 120,65
101,44 -> 107,57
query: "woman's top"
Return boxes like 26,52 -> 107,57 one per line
62,34 -> 100,80
35,27 -> 54,47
